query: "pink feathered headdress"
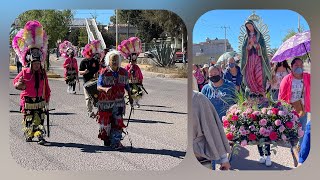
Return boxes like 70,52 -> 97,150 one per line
12,20 -> 48,66
117,37 -> 142,60
82,40 -> 102,59
59,40 -> 77,58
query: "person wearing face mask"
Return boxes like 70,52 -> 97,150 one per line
278,57 -> 310,151
201,66 -> 236,122
96,50 -> 133,149
223,57 -> 243,91
268,60 -> 291,101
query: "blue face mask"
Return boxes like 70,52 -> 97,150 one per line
294,67 -> 303,74
229,63 -> 236,68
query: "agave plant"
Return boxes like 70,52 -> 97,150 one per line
148,41 -> 177,67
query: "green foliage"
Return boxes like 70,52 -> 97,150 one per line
282,28 -> 297,43
67,28 -> 80,46
101,31 -> 116,48
78,28 -> 88,47
149,41 -> 176,67
17,10 -> 73,49
110,10 -> 186,44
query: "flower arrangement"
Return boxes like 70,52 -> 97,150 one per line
223,99 -> 304,149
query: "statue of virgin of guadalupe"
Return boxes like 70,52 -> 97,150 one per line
240,19 -> 272,97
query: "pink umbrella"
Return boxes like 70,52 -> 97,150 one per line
271,30 -> 310,62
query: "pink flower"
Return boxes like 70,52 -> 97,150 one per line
240,140 -> 248,147
261,108 -> 267,114
267,110 -> 273,115
242,112 -> 248,117
259,119 -> 268,126
264,130 -> 271,137
279,125 -> 286,133
223,120 -> 230,128
298,129 -> 305,138
292,115 -> 299,122
240,130 -> 247,136
246,108 -> 253,114
222,116 -> 227,121
235,110 -> 242,115
239,126 -> 245,131
231,115 -> 239,121
253,111 -> 260,116
259,127 -> 266,135
230,125 -> 236,131
278,110 -> 286,116
267,126 -> 273,131
281,134 -> 287,141
275,119 -> 282,126
249,125 -> 256,131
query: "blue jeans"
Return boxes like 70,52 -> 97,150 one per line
271,89 -> 279,102
299,120 -> 310,163
298,113 -> 308,145
212,160 -> 216,170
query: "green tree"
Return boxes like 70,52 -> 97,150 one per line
67,28 -> 80,46
282,29 -> 297,42
109,10 -> 186,44
18,10 -> 73,49
78,28 -> 88,47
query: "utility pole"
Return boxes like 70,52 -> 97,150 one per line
221,26 -> 230,52
298,15 -> 301,33
127,14 -> 130,38
116,9 -> 118,48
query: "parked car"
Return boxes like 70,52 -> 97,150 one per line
175,51 -> 187,63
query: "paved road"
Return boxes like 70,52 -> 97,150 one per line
9,58 -> 187,171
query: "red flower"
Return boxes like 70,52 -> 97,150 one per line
269,131 -> 278,141
231,115 -> 239,121
248,133 -> 257,141
285,121 -> 294,129
223,120 -> 230,128
292,111 -> 300,118
226,132 -> 234,141
248,114 -> 257,121
272,108 -> 279,115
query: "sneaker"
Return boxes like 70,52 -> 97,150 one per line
103,139 -> 111,147
136,103 -> 140,108
25,137 -> 33,142
88,112 -> 95,118
265,156 -> 272,166
258,156 -> 265,164
38,138 -> 46,145
112,142 -> 124,150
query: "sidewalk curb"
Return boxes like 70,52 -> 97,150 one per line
9,65 -> 62,78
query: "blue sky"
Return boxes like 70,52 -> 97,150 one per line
73,10 -> 114,24
193,10 -> 309,51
